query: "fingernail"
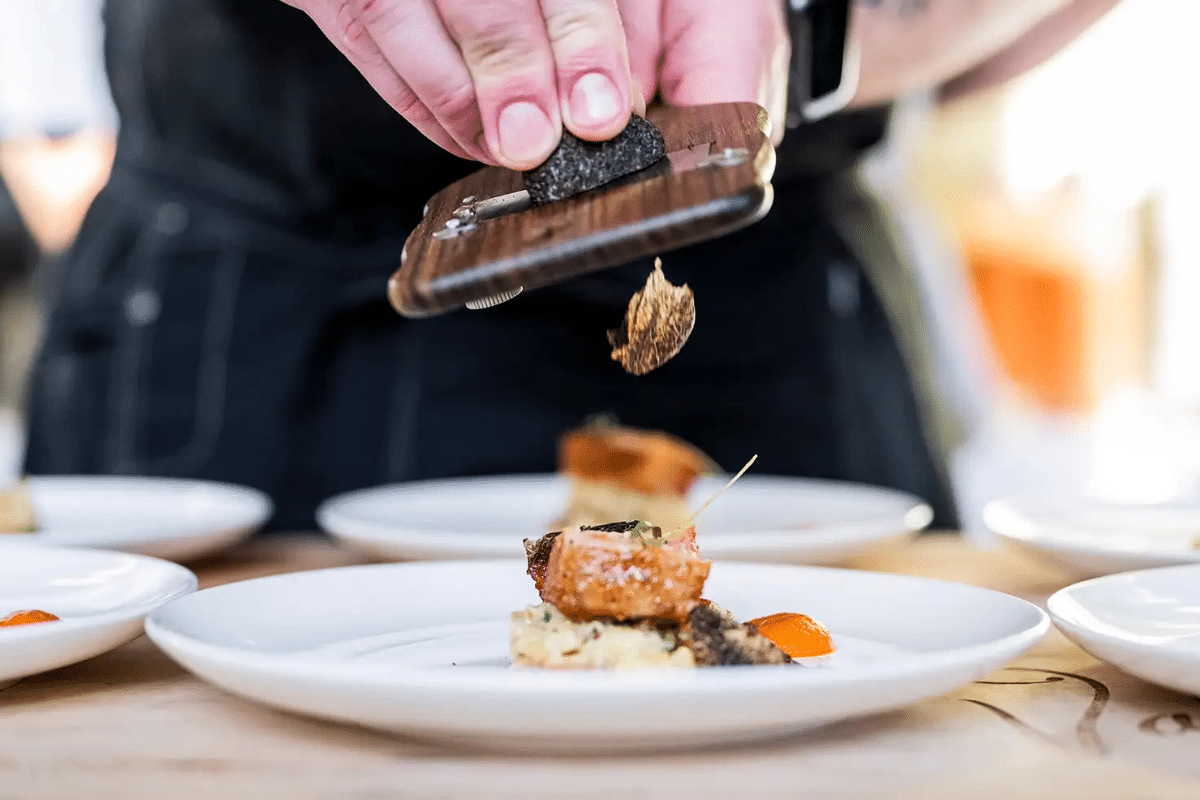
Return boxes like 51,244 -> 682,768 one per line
497,101 -> 557,166
571,72 -> 623,127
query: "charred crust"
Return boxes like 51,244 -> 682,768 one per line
523,531 -> 561,594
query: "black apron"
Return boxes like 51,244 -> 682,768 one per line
24,0 -> 957,530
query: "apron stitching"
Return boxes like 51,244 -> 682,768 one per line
61,198 -> 125,304
136,245 -> 245,475
105,227 -> 162,473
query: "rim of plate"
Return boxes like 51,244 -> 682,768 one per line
26,474 -> 273,510
983,497 -> 1200,559
146,560 -> 1047,694
316,474 -> 933,551
0,544 -> 198,642
1047,562 -> 1200,659
15,475 -> 274,541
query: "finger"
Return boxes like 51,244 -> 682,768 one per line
631,79 -> 647,116
541,0 -> 635,141
660,0 -> 789,134
286,0 -> 482,161
616,0 -> 662,107
435,0 -> 562,170
343,0 -> 498,163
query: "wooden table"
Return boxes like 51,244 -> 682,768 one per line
5,534 -> 1200,800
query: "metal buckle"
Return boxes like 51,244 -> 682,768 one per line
786,0 -> 858,127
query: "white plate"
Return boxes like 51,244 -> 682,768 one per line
2,476 -> 273,562
984,495 -> 1200,578
0,544 -> 197,687
1048,564 -> 1200,698
146,560 -> 1046,752
317,474 -> 932,564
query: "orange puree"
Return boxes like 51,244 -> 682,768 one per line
748,612 -> 835,658
0,610 -> 60,627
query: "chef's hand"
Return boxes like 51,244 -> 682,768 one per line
283,0 -> 790,169
621,0 -> 790,145
282,0 -> 643,169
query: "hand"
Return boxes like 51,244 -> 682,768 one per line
282,0 -> 645,170
621,0 -> 790,144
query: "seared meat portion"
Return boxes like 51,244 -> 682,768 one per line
541,525 -> 710,624
523,522 -> 644,594
523,531 -> 561,593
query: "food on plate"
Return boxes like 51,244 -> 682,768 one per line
685,601 -> 797,666
0,610 -> 59,627
513,520 -> 797,670
517,453 -> 833,671
511,603 -> 695,669
0,480 -> 36,533
537,520 -> 708,624
557,419 -> 716,531
747,612 -> 836,658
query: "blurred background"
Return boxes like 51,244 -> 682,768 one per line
1,0 -> 1196,536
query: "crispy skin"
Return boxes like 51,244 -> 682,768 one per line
523,531 -> 561,593
523,522 -> 643,594
541,527 -> 710,623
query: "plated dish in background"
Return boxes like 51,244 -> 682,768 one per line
319,422 -> 932,565
0,476 -> 273,563
1048,564 -> 1200,699
984,495 -> 1200,578
0,544 -> 196,688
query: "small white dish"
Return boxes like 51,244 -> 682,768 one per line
0,544 -> 197,687
1048,564 -> 1200,698
317,474 -> 932,564
984,495 -> 1200,578
2,476 -> 273,562
146,560 -> 1045,753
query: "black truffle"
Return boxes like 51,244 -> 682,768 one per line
684,603 -> 793,667
580,520 -> 642,533
523,115 -> 668,205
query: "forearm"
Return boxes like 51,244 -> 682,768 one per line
939,0 -> 1122,100
848,0 -> 1080,106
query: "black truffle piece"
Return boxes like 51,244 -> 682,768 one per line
684,603 -> 792,667
523,116 -> 667,205
580,520 -> 642,534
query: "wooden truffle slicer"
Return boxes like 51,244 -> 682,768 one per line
388,102 -> 775,318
